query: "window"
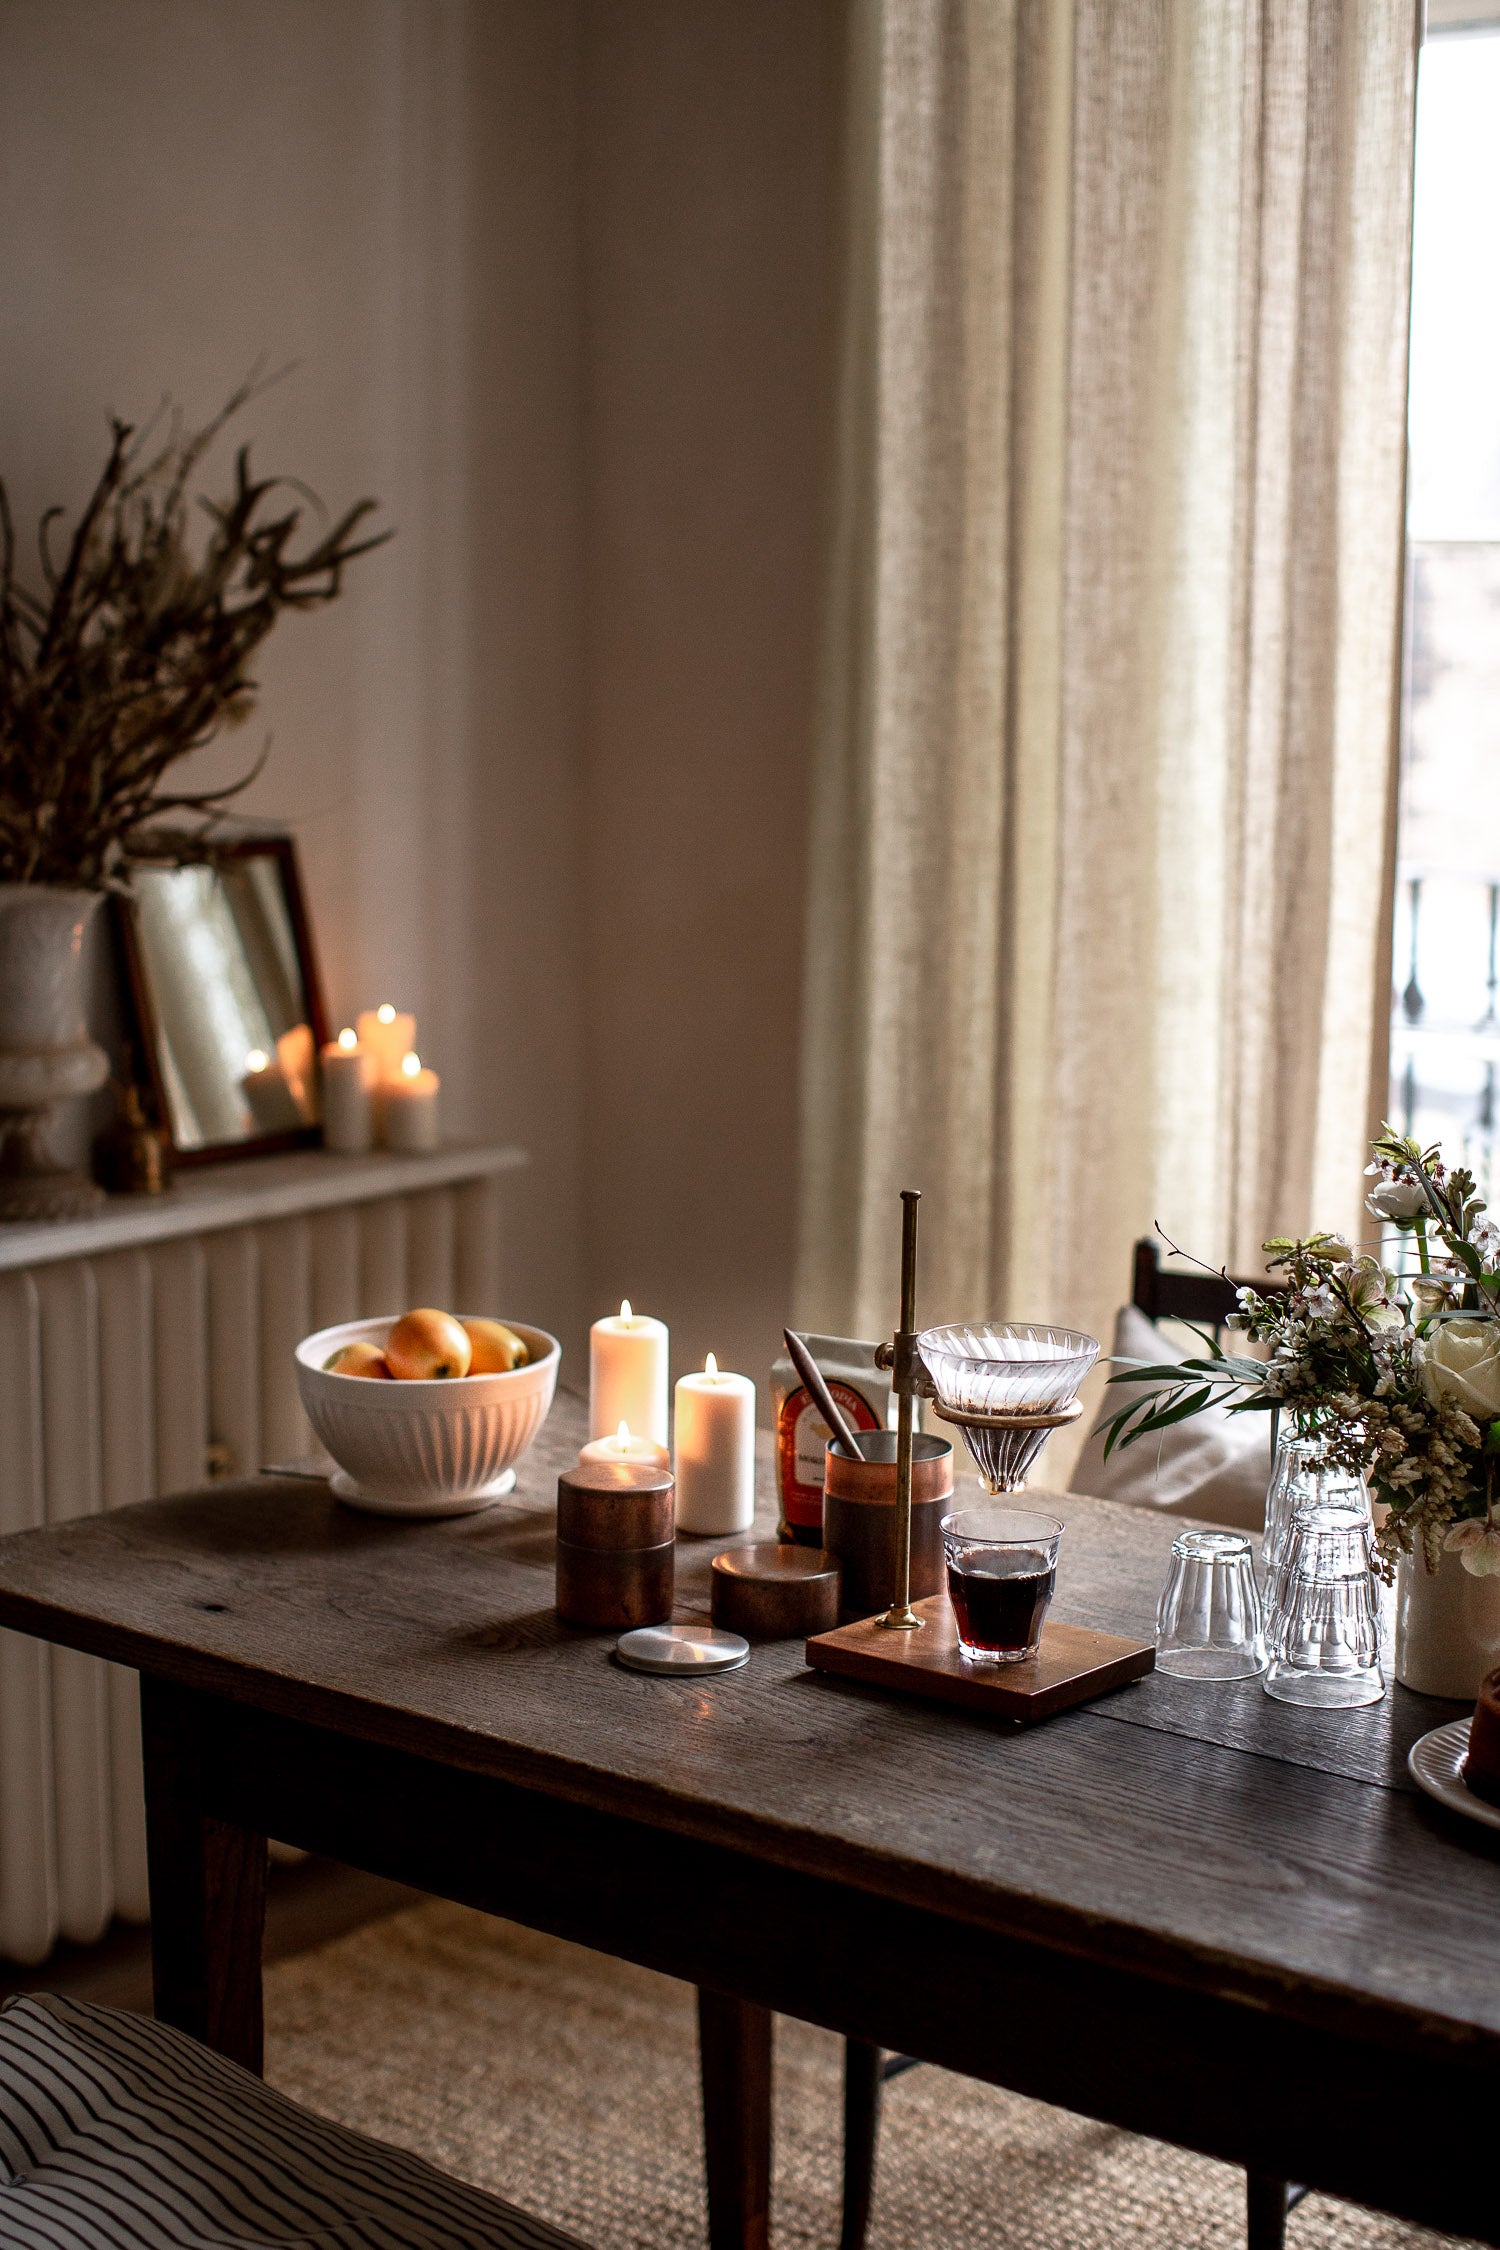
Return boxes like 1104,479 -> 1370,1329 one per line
1390,13 -> 1500,1192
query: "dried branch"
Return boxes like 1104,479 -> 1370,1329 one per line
0,388 -> 390,887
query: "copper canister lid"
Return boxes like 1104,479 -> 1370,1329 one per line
710,1543 -> 842,1639
557,1462 -> 676,1551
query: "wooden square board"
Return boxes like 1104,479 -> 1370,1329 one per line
805,1596 -> 1154,1723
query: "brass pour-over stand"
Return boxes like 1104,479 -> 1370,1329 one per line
873,1187 -> 1083,1633
805,1187 -> 1153,1722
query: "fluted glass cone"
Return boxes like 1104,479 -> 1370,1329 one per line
918,1322 -> 1099,1493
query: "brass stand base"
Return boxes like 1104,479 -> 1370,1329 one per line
876,1604 -> 923,1632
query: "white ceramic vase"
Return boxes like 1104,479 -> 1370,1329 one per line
1394,1543 -> 1500,1699
0,884 -> 109,1219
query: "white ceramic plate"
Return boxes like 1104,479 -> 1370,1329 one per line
1407,1718 -> 1500,1833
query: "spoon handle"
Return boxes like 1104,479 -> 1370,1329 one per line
782,1329 -> 861,1457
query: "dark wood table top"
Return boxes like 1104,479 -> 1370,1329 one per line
0,1388 -> 1493,2074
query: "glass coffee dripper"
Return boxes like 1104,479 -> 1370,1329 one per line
917,1323 -> 1100,1490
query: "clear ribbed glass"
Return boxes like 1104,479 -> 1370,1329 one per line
918,1324 -> 1099,1492
1155,1529 -> 1267,1681
1263,1511 -> 1385,1707
1263,1434 -> 1364,1576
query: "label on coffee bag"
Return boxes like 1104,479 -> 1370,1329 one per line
776,1381 -> 881,1533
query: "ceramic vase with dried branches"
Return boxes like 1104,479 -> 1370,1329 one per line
0,385 -> 386,1215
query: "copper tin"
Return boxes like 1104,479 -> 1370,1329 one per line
556,1462 -> 675,1550
821,1431 -> 953,1621
556,1463 -> 676,1630
710,1543 -> 841,1640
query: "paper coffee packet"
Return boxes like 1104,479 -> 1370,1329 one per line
772,1334 -> 894,1548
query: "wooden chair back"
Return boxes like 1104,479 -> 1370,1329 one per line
1130,1237 -> 1279,1339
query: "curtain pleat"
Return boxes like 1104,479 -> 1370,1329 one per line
798,0 -> 1417,1400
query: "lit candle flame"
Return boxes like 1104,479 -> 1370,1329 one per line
337,1027 -> 358,1051
401,1051 -> 421,1078
377,1003 -> 396,1025
245,1049 -> 269,1073
615,1420 -> 631,1450
705,1351 -> 718,1377
620,1299 -> 632,1321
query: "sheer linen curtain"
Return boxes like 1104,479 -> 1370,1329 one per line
797,0 -> 1419,1390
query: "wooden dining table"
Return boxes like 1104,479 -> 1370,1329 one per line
0,1385 -> 1494,2249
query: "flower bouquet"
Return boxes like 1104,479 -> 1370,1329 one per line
1101,1129 -> 1500,1584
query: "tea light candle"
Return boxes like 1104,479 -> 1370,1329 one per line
674,1354 -> 756,1535
320,1027 -> 375,1153
590,1301 -> 670,1444
356,1003 -> 416,1085
578,1419 -> 672,1473
381,1050 -> 440,1151
242,1048 -> 301,1135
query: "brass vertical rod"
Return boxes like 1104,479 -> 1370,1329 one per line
879,1188 -> 923,1631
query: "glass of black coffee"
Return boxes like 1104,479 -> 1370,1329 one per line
941,1505 -> 1063,1664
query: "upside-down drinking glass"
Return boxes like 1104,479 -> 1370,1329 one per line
1155,1529 -> 1267,1680
917,1324 -> 1099,1491
1263,1510 -> 1385,1707
1262,1431 -> 1327,1574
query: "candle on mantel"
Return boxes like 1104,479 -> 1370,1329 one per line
242,1048 -> 302,1136
381,1050 -> 440,1152
276,1022 -> 318,1123
589,1300 -> 670,1445
578,1419 -> 672,1474
355,1003 -> 416,1086
674,1353 -> 756,1536
320,1027 -> 375,1153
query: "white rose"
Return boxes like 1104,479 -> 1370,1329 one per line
1366,1179 -> 1426,1222
1418,1318 -> 1500,1419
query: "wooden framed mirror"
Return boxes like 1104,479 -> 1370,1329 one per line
116,833 -> 330,1165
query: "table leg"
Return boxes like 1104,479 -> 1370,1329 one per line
140,1676 -> 267,2073
839,2038 -> 882,2250
697,1986 -> 772,2250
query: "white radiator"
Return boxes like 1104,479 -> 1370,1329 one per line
0,1146 -> 517,1965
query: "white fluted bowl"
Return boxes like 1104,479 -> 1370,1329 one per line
295,1315 -> 560,1517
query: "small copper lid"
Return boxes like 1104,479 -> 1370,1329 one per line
710,1543 -> 841,1639
557,1462 -> 675,1551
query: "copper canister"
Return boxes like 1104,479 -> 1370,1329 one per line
710,1544 -> 841,1639
556,1462 -> 675,1630
821,1431 -> 954,1620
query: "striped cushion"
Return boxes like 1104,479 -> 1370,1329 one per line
0,1993 -> 590,2249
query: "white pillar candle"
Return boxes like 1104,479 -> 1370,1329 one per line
320,1028 -> 375,1154
674,1354 -> 755,1536
590,1300 -> 669,1444
242,1049 -> 302,1135
356,1003 -> 416,1085
578,1419 -> 672,1473
381,1050 -> 440,1151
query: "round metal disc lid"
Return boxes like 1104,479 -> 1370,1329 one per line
615,1624 -> 751,1676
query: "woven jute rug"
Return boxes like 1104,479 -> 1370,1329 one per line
264,1900 -> 1472,2250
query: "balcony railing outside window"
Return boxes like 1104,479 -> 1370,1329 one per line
1389,22 -> 1500,1197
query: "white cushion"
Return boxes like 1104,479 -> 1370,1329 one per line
1067,1305 -> 1271,1532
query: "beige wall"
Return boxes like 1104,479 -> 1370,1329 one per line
0,0 -> 837,1402
580,0 -> 838,1395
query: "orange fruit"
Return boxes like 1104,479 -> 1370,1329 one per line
386,1307 -> 472,1380
324,1341 -> 392,1379
462,1318 -> 529,1373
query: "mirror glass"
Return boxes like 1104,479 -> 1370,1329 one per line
126,845 -> 325,1156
